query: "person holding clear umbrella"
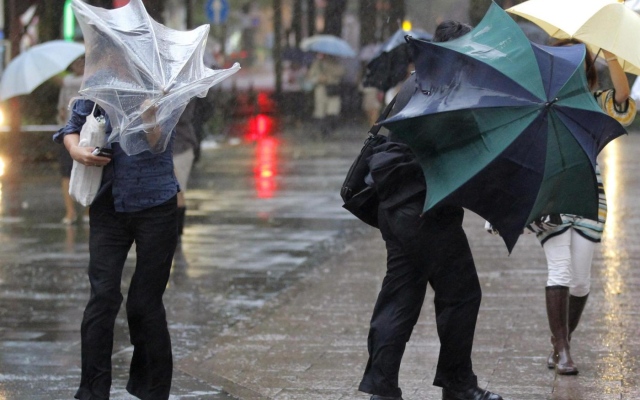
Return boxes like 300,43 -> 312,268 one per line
54,99 -> 179,399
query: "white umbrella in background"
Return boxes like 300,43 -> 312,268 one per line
0,40 -> 85,101
627,0 -> 640,11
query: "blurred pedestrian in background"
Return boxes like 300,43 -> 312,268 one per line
54,96 -> 179,399
306,53 -> 345,137
57,55 -> 86,225
172,99 -> 199,271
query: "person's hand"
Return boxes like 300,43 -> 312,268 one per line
141,99 -> 158,130
140,99 -> 161,146
64,134 -> 111,167
69,145 -> 111,167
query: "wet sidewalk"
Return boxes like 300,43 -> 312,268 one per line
0,122 -> 639,400
177,133 -> 640,400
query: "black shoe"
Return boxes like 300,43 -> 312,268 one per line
370,396 -> 403,400
442,385 -> 503,400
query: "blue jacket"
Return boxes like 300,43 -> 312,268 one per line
54,99 -> 178,212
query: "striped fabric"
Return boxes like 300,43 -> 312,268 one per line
534,88 -> 636,245
535,166 -> 606,244
595,89 -> 637,127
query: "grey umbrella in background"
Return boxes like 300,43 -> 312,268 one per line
71,0 -> 240,156
300,35 -> 357,58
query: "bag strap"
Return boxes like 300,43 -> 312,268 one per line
369,96 -> 397,136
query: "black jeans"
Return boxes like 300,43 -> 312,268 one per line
359,199 -> 481,398
75,194 -> 178,400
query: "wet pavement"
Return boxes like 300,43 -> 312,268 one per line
0,119 -> 368,399
1,120 -> 639,400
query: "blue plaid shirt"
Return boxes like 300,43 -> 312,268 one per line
54,99 -> 178,212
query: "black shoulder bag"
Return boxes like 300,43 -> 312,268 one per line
340,97 -> 396,228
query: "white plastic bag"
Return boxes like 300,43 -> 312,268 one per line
69,104 -> 107,206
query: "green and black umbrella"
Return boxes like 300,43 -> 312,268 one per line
381,2 -> 626,253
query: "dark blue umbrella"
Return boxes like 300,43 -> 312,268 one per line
381,3 -> 626,253
362,28 -> 433,92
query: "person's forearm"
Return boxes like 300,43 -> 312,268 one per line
603,50 -> 630,104
63,133 -> 80,153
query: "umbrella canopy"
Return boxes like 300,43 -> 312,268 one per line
507,0 -> 640,75
0,40 -> 85,101
71,0 -> 240,156
628,0 -> 640,11
300,35 -> 356,58
380,2 -> 627,253
363,28 -> 433,92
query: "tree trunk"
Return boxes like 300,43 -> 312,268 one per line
359,0 -> 377,46
142,0 -> 165,23
387,0 -> 404,35
292,0 -> 302,46
307,0 -> 316,36
323,0 -> 347,36
273,0 -> 283,96
38,0 -> 65,42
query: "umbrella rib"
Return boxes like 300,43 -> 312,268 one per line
142,21 -> 166,89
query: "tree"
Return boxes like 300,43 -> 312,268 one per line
359,0 -> 377,46
307,0 -> 316,36
323,0 -> 347,36
387,0 -> 404,34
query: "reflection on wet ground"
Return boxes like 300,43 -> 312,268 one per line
0,124 -> 367,399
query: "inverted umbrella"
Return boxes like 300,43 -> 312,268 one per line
300,35 -> 357,58
0,40 -> 85,101
363,28 -> 433,92
380,2 -> 626,253
507,0 -> 640,75
71,0 -> 240,155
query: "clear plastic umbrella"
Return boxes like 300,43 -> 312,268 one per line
71,0 -> 240,155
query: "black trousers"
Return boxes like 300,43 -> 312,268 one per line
75,194 -> 178,400
359,198 -> 482,398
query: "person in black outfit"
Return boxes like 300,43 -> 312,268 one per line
358,21 -> 503,400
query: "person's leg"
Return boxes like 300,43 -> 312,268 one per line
59,147 -> 77,224
568,231 -> 594,298
567,231 -> 595,344
173,149 -> 195,239
125,197 -> 178,400
542,230 -> 577,374
359,204 -> 428,399
75,199 -> 133,400
425,210 -> 481,391
61,177 -> 77,223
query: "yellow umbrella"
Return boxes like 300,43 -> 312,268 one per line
507,0 -> 640,75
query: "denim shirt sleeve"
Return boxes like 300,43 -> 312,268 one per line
52,99 -> 95,144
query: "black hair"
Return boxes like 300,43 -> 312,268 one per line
433,20 -> 473,43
